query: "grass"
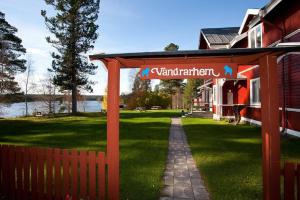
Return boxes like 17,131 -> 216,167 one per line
0,110 -> 180,200
182,118 -> 300,200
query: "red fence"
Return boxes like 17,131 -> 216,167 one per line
282,162 -> 300,200
0,145 -> 106,200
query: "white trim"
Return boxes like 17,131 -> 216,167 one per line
201,31 -> 211,48
248,105 -> 261,108
268,28 -> 300,47
238,65 -> 259,75
242,117 -> 300,137
279,107 -> 300,113
283,128 -> 300,138
229,32 -> 248,48
213,85 -> 217,105
277,42 -> 300,47
277,52 -> 300,63
241,117 -> 262,126
238,9 -> 260,34
248,23 -> 263,48
250,78 -> 261,106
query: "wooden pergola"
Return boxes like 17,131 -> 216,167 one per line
89,46 -> 300,200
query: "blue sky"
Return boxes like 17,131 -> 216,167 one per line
0,0 -> 268,95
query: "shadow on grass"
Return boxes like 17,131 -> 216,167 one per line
0,111 -> 173,200
182,118 -> 300,200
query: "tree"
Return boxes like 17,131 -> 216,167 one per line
164,43 -> 179,51
160,43 -> 184,103
24,56 -> 35,116
0,11 -> 26,95
41,0 -> 100,114
183,79 -> 203,111
40,73 -> 57,115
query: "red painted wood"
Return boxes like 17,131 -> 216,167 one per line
284,162 -> 295,200
23,147 -> 30,200
98,152 -> 105,200
31,148 -> 38,200
88,151 -> 96,200
37,148 -> 45,199
16,147 -> 23,199
260,55 -> 281,200
54,148 -> 61,199
107,59 -> 121,200
71,149 -> 78,200
63,149 -> 70,197
297,164 -> 300,200
9,146 -> 16,199
0,145 -> 104,200
0,145 -> 3,195
46,148 -> 53,200
80,150 -> 87,198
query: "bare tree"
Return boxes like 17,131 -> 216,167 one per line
39,73 -> 56,115
24,56 -> 35,116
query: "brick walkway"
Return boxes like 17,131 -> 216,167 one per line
160,118 -> 210,200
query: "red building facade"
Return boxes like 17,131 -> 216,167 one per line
199,0 -> 300,137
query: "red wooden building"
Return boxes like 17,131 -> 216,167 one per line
198,0 -> 300,137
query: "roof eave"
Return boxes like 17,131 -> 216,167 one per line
249,0 -> 283,28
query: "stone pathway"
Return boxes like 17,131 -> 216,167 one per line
160,118 -> 210,200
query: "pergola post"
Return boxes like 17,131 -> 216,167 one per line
259,55 -> 281,200
106,59 -> 120,200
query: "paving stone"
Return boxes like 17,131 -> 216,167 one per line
174,186 -> 194,199
161,186 -> 173,197
163,175 -> 174,186
160,118 -> 210,200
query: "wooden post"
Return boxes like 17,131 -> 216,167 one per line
259,55 -> 281,200
106,59 -> 120,200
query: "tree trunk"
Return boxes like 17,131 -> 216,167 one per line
72,86 -> 77,114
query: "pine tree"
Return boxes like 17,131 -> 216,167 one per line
0,11 -> 26,95
160,43 -> 183,95
41,0 -> 100,114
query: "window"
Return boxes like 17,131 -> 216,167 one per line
249,24 -> 262,48
250,78 -> 261,106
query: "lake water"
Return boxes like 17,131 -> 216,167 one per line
0,101 -> 102,118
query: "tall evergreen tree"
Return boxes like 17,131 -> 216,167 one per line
0,11 -> 26,95
41,0 -> 100,113
160,43 -> 183,95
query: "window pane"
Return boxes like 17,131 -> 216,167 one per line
252,81 -> 258,103
251,79 -> 261,104
256,26 -> 262,48
250,31 -> 255,48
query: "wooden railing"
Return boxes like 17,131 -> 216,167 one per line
0,145 -> 106,200
282,162 -> 300,200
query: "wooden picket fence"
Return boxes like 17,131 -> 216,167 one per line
0,145 -> 106,200
282,162 -> 300,200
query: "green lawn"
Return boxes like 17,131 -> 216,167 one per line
0,111 -> 180,200
182,118 -> 300,200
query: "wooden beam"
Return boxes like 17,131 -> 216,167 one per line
259,55 -> 281,200
113,52 -> 269,68
106,59 -> 120,200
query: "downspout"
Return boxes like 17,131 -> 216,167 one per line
260,15 -> 287,134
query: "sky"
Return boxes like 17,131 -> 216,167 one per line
0,0 -> 268,95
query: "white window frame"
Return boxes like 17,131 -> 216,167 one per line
250,78 -> 261,107
248,23 -> 263,48
213,85 -> 217,105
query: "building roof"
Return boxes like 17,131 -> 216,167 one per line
201,27 -> 240,45
249,0 -> 283,28
89,46 -> 300,68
